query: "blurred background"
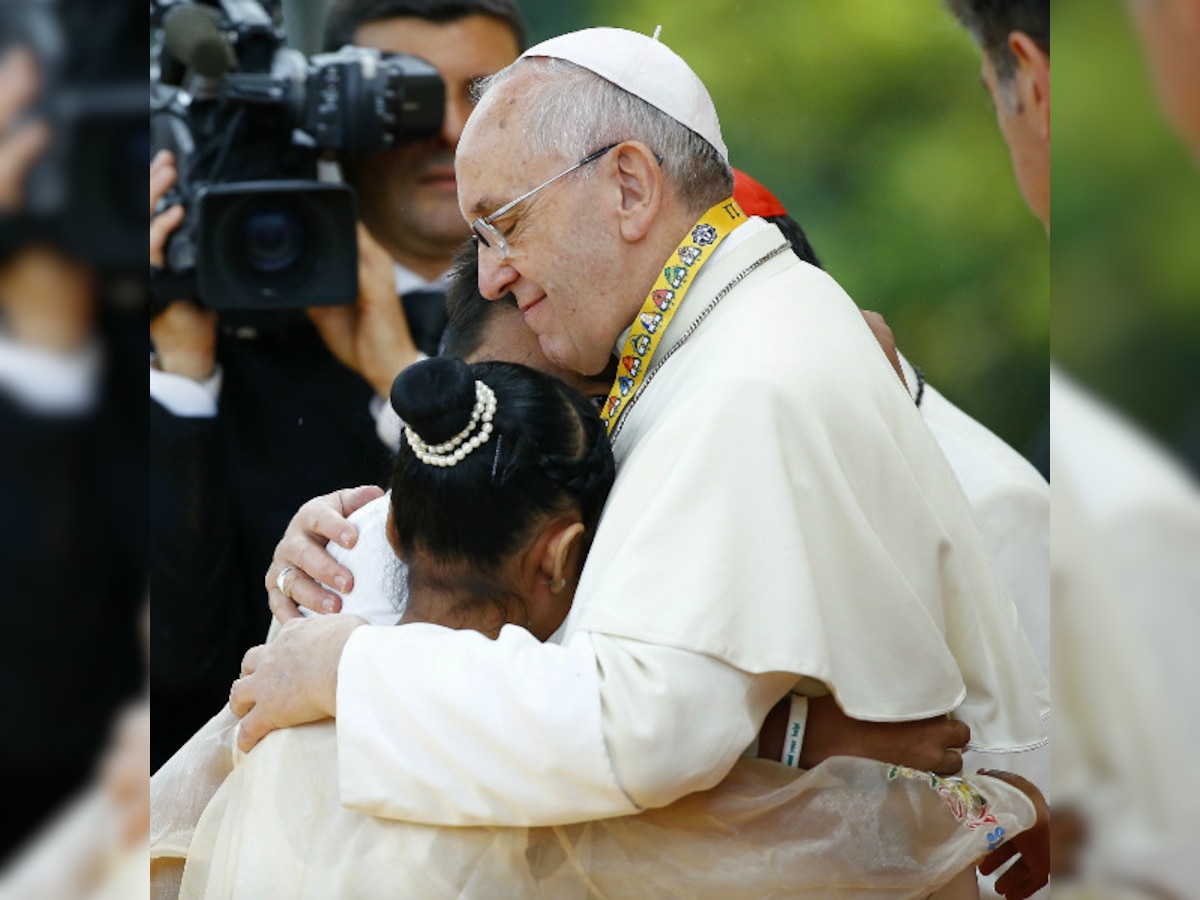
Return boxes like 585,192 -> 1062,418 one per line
285,0 -> 1054,468
1054,0 -> 1200,476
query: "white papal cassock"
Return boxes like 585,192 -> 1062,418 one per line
333,218 -> 1049,826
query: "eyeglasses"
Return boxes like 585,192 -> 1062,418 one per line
471,143 -> 618,260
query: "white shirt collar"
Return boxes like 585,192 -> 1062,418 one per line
394,262 -> 451,297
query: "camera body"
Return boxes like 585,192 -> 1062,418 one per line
150,0 -> 444,313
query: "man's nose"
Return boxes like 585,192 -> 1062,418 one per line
477,246 -> 518,300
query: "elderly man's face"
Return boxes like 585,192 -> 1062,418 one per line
456,75 -> 638,377
348,15 -> 520,266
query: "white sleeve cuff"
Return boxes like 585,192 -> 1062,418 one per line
369,393 -> 402,451
782,694 -> 808,768
0,334 -> 102,414
149,355 -> 223,418
370,352 -> 428,451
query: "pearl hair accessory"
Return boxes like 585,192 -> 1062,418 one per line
403,380 -> 497,467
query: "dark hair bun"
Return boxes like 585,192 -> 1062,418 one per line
390,358 -> 478,445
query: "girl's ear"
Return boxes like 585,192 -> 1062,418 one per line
385,506 -> 402,557
547,521 -> 586,591
520,519 -> 586,641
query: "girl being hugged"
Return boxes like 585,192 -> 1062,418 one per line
152,357 -> 1041,899
385,356 -> 613,641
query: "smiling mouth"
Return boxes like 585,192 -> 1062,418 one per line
518,294 -> 545,318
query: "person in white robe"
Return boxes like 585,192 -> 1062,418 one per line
153,357 -> 1043,899
231,26 -> 1050,893
729,171 -> 1051,798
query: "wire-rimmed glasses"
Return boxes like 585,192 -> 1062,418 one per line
471,143 -> 618,260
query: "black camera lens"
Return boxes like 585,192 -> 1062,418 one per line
240,204 -> 305,274
199,182 -> 356,310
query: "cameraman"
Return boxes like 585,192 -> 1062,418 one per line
148,0 -> 525,769
0,38 -> 143,858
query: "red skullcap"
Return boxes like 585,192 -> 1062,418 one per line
732,168 -> 788,219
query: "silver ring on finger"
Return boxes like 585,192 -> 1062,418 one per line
275,565 -> 296,599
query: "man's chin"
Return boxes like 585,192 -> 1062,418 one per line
540,337 -> 603,380
404,198 -> 472,243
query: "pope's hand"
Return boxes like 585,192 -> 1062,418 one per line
230,613 -> 366,752
265,484 -> 385,621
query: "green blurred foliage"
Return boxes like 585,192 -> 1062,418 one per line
1053,0 -> 1200,465
523,0 -> 1051,459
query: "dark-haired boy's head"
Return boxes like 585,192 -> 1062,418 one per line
442,241 -> 615,402
944,0 -> 1048,86
322,1 -> 524,278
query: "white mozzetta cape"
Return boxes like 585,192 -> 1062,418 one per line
330,221 -> 1049,826
565,222 -> 1048,750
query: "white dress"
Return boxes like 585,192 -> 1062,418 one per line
154,708 -> 1034,899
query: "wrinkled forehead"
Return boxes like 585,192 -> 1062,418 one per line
456,72 -> 556,215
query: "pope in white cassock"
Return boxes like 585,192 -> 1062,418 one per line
233,26 -> 1049,843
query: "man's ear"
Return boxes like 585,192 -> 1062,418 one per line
1010,31 -> 1050,141
612,141 -> 663,242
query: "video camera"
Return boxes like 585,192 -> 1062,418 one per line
150,0 -> 444,314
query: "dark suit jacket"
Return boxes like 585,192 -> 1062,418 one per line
0,311 -> 144,856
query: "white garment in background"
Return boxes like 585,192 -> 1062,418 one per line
899,355 -> 1051,899
1050,367 -> 1200,894
900,355 -> 1050,680
332,219 -> 1048,827
0,331 -> 102,414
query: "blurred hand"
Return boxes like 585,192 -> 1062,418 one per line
265,484 -> 385,621
149,149 -> 217,381
230,613 -> 365,752
977,768 -> 1050,899
308,223 -> 420,398
0,46 -> 93,352
100,699 -> 150,849
860,309 -> 908,391
759,694 -> 970,775
0,46 -> 49,212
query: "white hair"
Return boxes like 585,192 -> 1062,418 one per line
473,57 -> 733,213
